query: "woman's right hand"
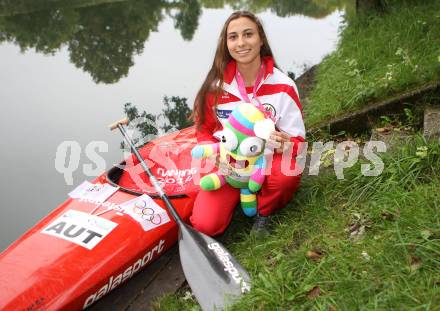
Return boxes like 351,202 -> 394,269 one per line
266,130 -> 291,154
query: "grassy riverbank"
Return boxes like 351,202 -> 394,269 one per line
305,0 -> 440,127
154,135 -> 440,310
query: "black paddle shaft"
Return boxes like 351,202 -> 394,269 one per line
116,123 -> 183,224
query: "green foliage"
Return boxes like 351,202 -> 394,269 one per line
121,96 -> 193,148
161,96 -> 193,132
224,0 -> 350,18
153,290 -> 201,311
0,0 -> 353,83
124,102 -> 158,136
270,0 -> 342,18
121,102 -> 158,149
305,0 -> 440,126
0,0 -> 127,16
0,0 -> 166,83
68,0 -> 164,83
173,0 -> 201,41
198,0 -> 225,9
0,8 -> 78,53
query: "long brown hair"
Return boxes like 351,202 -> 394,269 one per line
193,11 -> 276,128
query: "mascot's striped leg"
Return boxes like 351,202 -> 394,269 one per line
200,172 -> 226,191
240,188 -> 257,217
248,156 -> 266,192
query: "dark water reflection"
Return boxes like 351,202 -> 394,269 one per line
1,0 -> 351,83
0,0 -> 349,251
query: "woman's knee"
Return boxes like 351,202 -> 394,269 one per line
190,187 -> 238,236
190,214 -> 227,236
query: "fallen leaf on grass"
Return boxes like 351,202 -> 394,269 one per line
182,290 -> 194,301
328,306 -> 336,311
361,251 -> 371,261
346,222 -> 360,233
345,213 -> 371,242
381,212 -> 394,220
345,223 -> 367,242
407,243 -> 416,251
305,249 -> 323,261
350,225 -> 366,241
409,256 -> 422,272
306,286 -> 321,299
376,127 -> 390,133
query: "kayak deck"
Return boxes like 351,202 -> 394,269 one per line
0,127 -> 204,310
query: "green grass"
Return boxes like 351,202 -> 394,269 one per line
154,136 -> 440,310
305,0 -> 440,127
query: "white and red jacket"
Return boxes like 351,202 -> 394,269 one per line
197,56 -> 306,156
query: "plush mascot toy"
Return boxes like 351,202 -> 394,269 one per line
191,102 -> 275,217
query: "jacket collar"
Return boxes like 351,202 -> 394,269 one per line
223,56 -> 274,85
222,56 -> 274,101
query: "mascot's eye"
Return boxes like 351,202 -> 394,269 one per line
240,137 -> 264,157
221,128 -> 238,151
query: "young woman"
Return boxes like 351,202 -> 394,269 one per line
190,11 -> 306,236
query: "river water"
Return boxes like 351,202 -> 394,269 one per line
0,0 -> 346,251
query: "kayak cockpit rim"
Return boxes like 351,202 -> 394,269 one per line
106,161 -> 187,199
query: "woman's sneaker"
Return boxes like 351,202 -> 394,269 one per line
251,215 -> 271,237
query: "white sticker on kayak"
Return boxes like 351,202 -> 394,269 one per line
69,181 -> 118,203
41,210 -> 118,250
120,194 -> 171,232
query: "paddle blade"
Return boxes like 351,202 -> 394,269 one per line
178,224 -> 251,311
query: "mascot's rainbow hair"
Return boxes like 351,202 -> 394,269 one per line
192,102 -> 272,217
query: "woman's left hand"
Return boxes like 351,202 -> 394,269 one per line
267,130 -> 291,154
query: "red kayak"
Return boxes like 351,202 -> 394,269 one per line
0,126 -> 211,310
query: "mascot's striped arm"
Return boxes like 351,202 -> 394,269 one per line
191,143 -> 220,159
191,143 -> 225,191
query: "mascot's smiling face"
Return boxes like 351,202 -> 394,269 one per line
219,103 -> 271,174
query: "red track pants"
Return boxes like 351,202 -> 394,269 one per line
190,153 -> 301,236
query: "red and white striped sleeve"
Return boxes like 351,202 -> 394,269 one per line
265,70 -> 306,156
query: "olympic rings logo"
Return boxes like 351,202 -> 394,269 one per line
132,200 -> 162,225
